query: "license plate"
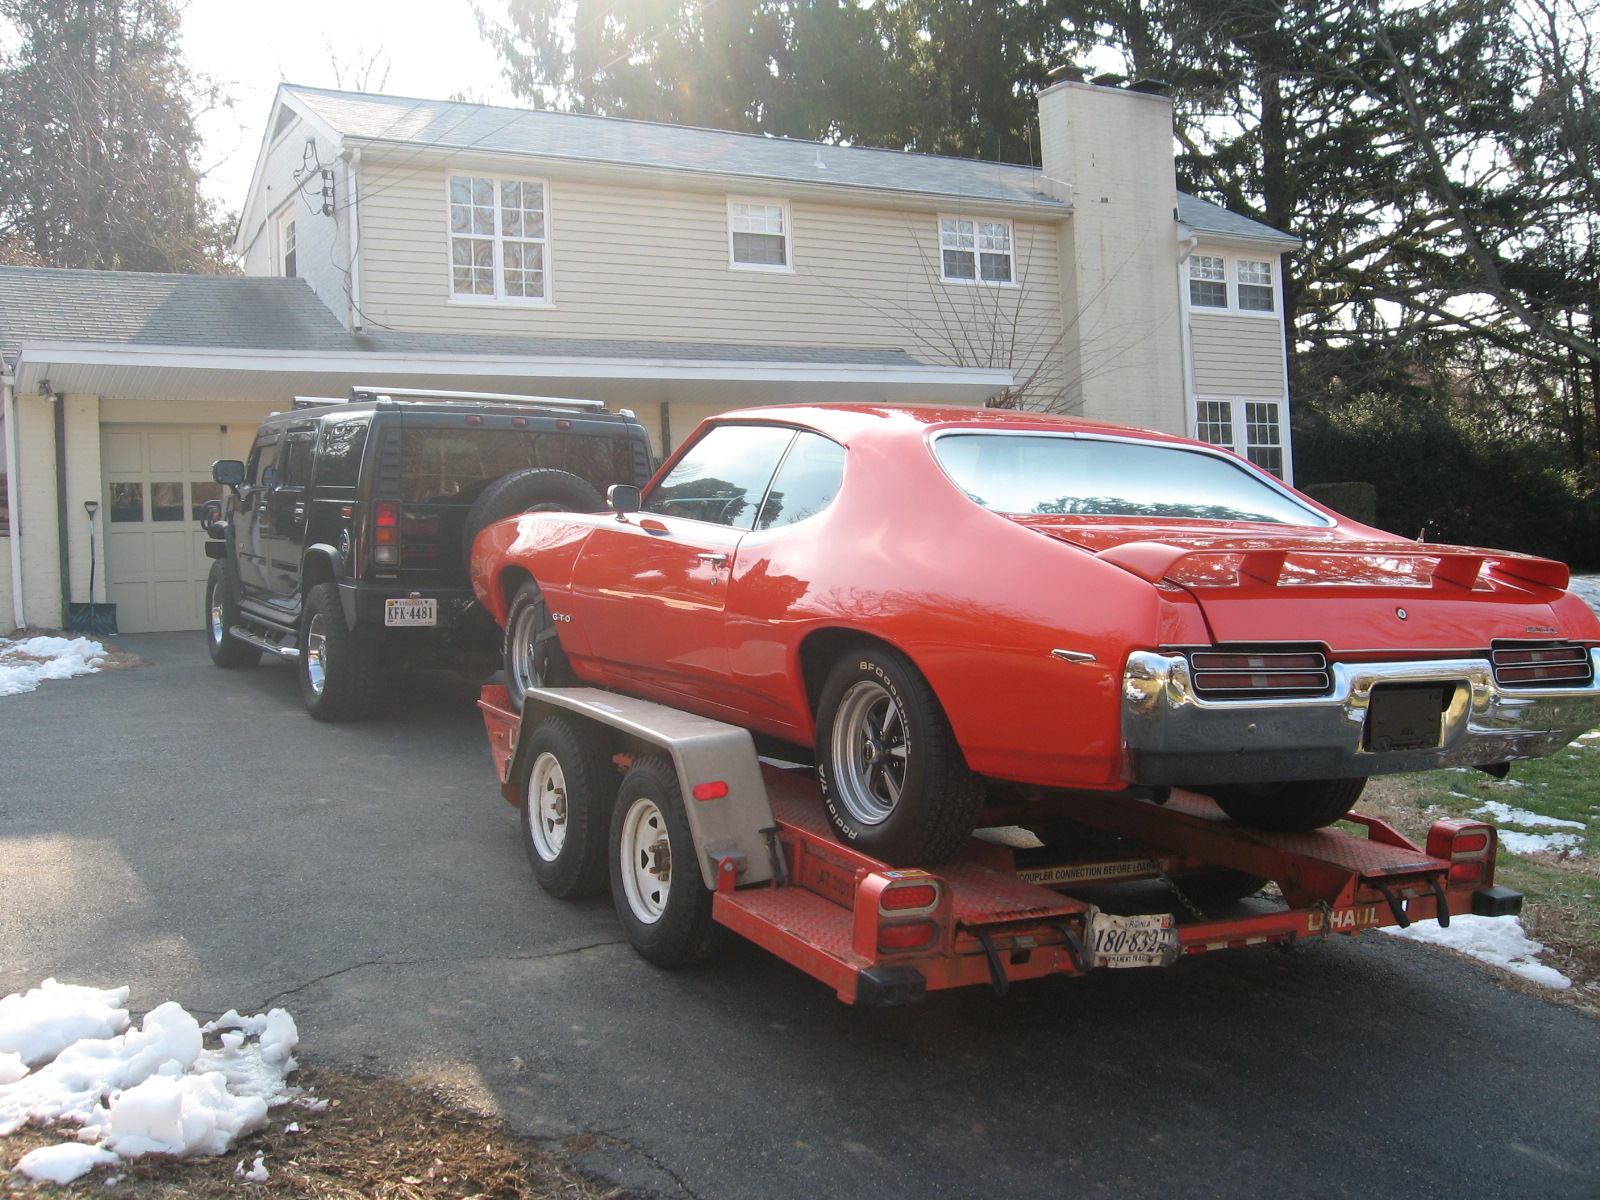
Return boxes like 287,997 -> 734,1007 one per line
1089,911 -> 1180,969
385,599 -> 437,627
1364,684 -> 1449,752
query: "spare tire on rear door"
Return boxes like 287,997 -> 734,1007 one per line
461,468 -> 605,571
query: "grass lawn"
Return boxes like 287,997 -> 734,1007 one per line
1358,728 -> 1600,1013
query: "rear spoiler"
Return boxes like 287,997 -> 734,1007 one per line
1096,540 -> 1571,592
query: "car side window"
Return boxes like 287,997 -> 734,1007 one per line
280,431 -> 316,489
755,433 -> 846,530
244,435 -> 277,487
645,424 -> 796,529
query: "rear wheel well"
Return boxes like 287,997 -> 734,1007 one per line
498,565 -> 533,613
799,629 -> 901,718
301,552 -> 337,591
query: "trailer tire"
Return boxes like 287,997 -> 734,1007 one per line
1171,868 -> 1271,907
299,581 -> 378,721
609,756 -> 723,968
1208,777 -> 1366,833
503,579 -> 577,711
518,715 -> 616,899
815,646 -> 987,866
205,561 -> 261,668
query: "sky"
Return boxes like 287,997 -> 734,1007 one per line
179,0 -> 523,212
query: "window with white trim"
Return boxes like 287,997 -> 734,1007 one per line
1194,399 -> 1287,478
1237,259 -> 1275,311
448,175 -> 549,302
280,216 -> 297,279
1188,255 -> 1226,307
1187,252 -> 1278,314
940,216 -> 1014,284
728,198 -> 790,269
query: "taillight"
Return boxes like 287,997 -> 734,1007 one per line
878,921 -> 939,953
1427,819 -> 1497,888
880,883 -> 938,911
1188,648 -> 1332,697
1490,641 -> 1592,688
373,501 -> 401,566
691,781 -> 729,801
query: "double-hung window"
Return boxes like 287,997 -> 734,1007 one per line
448,175 -> 550,303
1188,253 -> 1277,314
728,198 -> 791,270
280,216 -> 297,279
1194,399 -> 1287,479
940,216 -> 1014,284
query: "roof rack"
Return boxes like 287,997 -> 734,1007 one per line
291,396 -> 345,409
347,385 -> 606,412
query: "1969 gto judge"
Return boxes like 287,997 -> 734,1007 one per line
469,404 -> 1600,865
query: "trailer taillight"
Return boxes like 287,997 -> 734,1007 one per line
880,883 -> 938,911
855,871 -> 948,961
373,501 -> 401,566
878,921 -> 939,953
1426,819 -> 1497,889
692,781 -> 729,801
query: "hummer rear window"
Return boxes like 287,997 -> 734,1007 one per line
398,428 -> 636,504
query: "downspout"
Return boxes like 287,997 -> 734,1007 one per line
53,388 -> 70,626
2,376 -> 25,629
1176,230 -> 1199,439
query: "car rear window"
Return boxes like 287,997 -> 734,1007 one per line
398,428 -> 637,505
933,432 -> 1329,526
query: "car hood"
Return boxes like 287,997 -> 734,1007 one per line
1012,518 -> 1580,651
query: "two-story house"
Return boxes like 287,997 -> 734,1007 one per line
0,77 -> 1298,635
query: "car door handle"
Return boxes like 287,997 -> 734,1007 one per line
697,553 -> 729,568
292,502 -> 305,520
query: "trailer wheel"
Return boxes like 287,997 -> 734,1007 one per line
205,561 -> 261,669
503,580 -> 576,711
299,582 -> 377,721
1171,868 -> 1271,907
815,647 -> 987,865
517,715 -> 615,899
609,756 -> 723,967
1207,778 -> 1366,833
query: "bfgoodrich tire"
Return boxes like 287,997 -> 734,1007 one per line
298,581 -> 379,721
204,561 -> 261,668
503,579 -> 577,711
517,715 -> 615,899
815,646 -> 987,866
461,468 -> 605,572
1207,777 -> 1366,833
608,757 -> 723,968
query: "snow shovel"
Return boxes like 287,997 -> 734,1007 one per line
67,499 -> 118,636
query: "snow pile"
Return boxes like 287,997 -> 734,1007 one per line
0,981 -> 301,1185
0,636 -> 106,697
1472,799 -> 1588,856
1381,914 -> 1572,989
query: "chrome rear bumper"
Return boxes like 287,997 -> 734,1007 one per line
1121,649 -> 1600,786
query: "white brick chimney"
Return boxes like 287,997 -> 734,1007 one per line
1037,80 -> 1185,431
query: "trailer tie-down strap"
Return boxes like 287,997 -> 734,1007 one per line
975,931 -> 1009,997
1372,881 -> 1410,929
1053,922 -> 1090,974
1430,875 -> 1451,928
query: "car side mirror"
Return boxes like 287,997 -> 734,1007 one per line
213,459 -> 245,486
608,484 -> 641,516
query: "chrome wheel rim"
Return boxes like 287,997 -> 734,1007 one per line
618,796 -> 670,924
508,597 -> 546,701
305,612 -> 328,696
208,587 -> 225,647
526,751 -> 568,862
829,680 -> 908,825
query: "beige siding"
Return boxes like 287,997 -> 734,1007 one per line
1190,312 -> 1287,398
356,161 -> 1065,404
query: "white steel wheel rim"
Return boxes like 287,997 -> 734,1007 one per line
829,679 -> 908,826
618,796 -> 671,925
305,612 -> 328,695
508,600 -> 544,698
526,752 -> 569,862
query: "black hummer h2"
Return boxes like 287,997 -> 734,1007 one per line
201,386 -> 653,720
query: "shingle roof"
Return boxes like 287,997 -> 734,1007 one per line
0,265 -> 928,369
285,85 -> 1062,211
1177,193 -> 1299,245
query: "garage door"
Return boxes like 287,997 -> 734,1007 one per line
100,424 -> 256,633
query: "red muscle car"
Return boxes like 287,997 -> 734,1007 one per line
470,404 -> 1600,864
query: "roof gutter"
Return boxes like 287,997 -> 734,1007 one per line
2,375 -> 24,629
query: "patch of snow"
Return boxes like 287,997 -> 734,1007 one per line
1497,830 -> 1583,856
236,1153 -> 269,1181
1472,800 -> 1587,831
0,979 -> 129,1067
0,982 -> 301,1172
0,636 -> 107,697
1381,914 -> 1572,988
14,1142 -> 119,1184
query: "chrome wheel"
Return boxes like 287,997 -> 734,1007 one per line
507,593 -> 549,701
828,679 -> 908,826
526,751 -> 569,862
617,796 -> 671,925
304,612 -> 328,697
208,587 -> 225,647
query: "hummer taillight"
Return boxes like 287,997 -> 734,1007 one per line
373,501 -> 401,566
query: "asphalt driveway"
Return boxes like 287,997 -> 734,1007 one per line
2,633 -> 1597,1200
